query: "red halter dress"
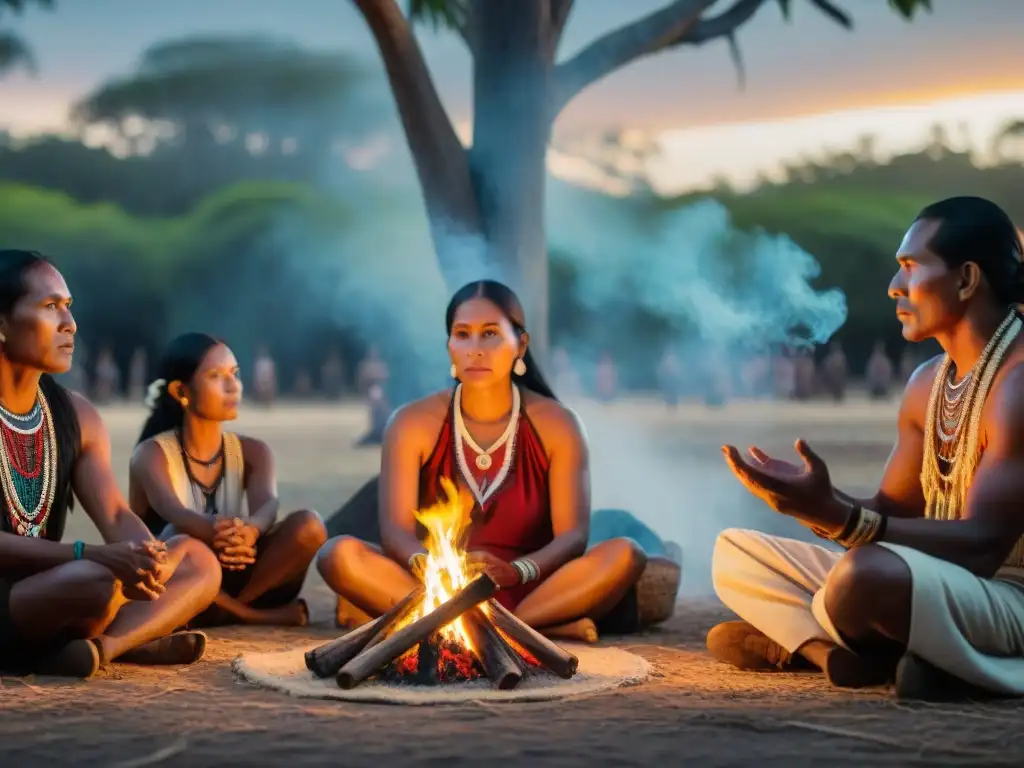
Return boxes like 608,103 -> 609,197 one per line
418,391 -> 553,610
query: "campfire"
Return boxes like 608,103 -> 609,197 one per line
305,479 -> 579,690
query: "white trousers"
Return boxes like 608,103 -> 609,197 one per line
711,528 -> 1024,694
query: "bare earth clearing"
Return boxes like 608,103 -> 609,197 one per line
3,398 -> 1023,767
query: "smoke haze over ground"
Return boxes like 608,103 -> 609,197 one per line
274,163 -> 848,593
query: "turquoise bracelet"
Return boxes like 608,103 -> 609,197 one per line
73,540 -> 85,560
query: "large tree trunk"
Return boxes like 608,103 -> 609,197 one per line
351,0 -> 485,289
468,0 -> 553,360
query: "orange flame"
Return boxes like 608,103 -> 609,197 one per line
409,477 -> 477,649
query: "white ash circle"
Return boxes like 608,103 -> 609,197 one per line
232,642 -> 651,705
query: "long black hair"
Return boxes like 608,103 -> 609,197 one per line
916,196 -> 1024,306
137,332 -> 221,444
445,280 -> 557,401
0,249 -> 80,539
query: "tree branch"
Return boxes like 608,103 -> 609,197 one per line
550,0 -> 770,118
351,0 -> 484,260
549,0 -> 575,56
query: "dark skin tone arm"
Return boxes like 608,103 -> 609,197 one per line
129,441 -> 217,545
724,357 -> 935,528
238,437 -> 280,534
68,394 -> 167,598
724,360 -> 1024,578
833,359 -> 935,519
209,437 -> 279,565
0,394 -> 173,579
379,405 -> 437,567
830,364 -> 1024,577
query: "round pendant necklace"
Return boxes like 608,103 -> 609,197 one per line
456,385 -> 520,470
453,384 -> 520,506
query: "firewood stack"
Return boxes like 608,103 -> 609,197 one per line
305,574 -> 579,690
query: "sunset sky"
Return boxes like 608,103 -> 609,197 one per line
2,0 -> 1022,193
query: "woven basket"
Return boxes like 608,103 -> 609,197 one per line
635,550 -> 682,628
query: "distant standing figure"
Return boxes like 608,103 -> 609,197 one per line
550,347 -> 583,399
657,348 -> 684,407
773,350 -> 795,400
356,345 -> 389,442
92,346 -> 120,404
865,340 -> 895,400
321,347 -> 345,400
355,383 -> 391,447
252,345 -> 277,407
292,368 -> 313,398
595,350 -> 617,402
821,342 -> 849,402
356,345 -> 388,396
128,346 -> 147,403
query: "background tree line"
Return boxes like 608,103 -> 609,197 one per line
4,122 -> 1022,389
3,21 -> 1020,395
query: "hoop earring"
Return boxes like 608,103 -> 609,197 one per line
450,364 -> 457,379
513,358 -> 527,376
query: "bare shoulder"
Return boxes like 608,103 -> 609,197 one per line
985,358 -> 1024,436
898,353 -> 944,428
383,390 -> 450,446
522,390 -> 586,454
69,390 -> 102,433
237,434 -> 274,466
906,354 -> 944,396
128,437 -> 163,475
68,391 -> 109,451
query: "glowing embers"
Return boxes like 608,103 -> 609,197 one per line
305,478 -> 578,690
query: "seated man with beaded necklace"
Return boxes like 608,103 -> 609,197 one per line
317,280 -> 648,643
0,250 -> 222,679
706,197 -> 1024,701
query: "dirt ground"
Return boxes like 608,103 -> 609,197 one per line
3,397 -> 1024,767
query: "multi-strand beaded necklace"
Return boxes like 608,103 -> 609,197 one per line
452,383 -> 520,508
0,389 -> 57,537
921,309 -> 1024,565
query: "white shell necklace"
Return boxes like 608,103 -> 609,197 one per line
453,383 -> 520,507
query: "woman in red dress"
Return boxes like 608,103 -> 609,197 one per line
317,280 -> 647,642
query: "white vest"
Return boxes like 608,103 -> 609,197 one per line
148,430 -> 247,518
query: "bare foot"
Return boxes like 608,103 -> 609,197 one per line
248,599 -> 309,627
541,618 -> 599,644
336,596 -> 374,629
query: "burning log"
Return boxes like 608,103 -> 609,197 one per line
487,599 -> 579,679
305,586 -> 426,678
336,573 -> 498,690
462,607 -> 524,690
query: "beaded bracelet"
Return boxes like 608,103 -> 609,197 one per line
510,557 -> 540,584
832,506 -> 887,549
407,552 -> 427,571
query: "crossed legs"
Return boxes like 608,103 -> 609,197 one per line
316,535 -> 647,641
198,509 -> 327,627
6,534 -> 221,675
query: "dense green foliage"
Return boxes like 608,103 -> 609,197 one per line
3,135 -> 1021,383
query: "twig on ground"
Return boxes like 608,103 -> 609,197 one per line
784,720 -> 908,747
0,676 -> 44,692
110,737 -> 188,768
785,720 -> 1005,760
